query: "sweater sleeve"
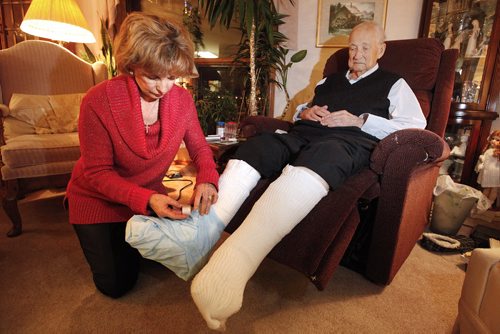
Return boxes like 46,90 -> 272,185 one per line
78,96 -> 155,215
181,94 -> 220,188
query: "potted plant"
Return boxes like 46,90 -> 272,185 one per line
82,17 -> 117,78
195,88 -> 238,135
198,0 -> 305,117
272,46 -> 307,118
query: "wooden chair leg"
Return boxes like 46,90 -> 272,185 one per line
1,180 -> 22,237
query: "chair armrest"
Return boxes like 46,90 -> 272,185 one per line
0,103 -> 9,116
92,61 -> 108,84
239,116 -> 292,138
370,128 -> 449,175
365,128 -> 450,285
458,248 -> 500,333
0,104 -> 7,146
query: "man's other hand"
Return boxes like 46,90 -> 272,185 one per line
320,110 -> 364,128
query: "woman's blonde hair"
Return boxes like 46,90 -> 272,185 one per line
114,12 -> 195,78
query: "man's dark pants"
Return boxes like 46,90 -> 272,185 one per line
234,120 -> 378,190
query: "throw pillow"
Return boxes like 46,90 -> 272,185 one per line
7,93 -> 85,135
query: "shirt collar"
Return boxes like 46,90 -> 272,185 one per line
346,64 -> 379,83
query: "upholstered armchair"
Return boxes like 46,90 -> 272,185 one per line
225,38 -> 458,289
454,247 -> 500,333
0,40 -> 107,237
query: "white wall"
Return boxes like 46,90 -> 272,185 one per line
76,0 -> 119,57
275,0 -> 424,119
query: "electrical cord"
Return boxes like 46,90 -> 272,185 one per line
162,176 -> 194,201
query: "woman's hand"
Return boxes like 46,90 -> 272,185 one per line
192,182 -> 218,215
148,193 -> 188,219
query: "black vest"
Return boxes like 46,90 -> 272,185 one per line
311,68 -> 401,119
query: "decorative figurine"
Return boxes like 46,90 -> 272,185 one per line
475,130 -> 500,209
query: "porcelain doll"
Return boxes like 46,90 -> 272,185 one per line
475,130 -> 500,209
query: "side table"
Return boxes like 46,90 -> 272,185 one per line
209,140 -> 242,173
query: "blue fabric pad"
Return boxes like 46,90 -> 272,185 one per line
125,209 -> 225,281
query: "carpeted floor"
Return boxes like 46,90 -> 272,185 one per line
0,196 -> 466,334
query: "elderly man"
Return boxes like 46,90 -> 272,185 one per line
126,21 -> 426,330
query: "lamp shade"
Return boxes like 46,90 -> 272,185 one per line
20,0 -> 96,43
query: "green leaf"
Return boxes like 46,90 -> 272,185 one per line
82,44 -> 97,63
237,1 -> 246,29
290,49 -> 307,63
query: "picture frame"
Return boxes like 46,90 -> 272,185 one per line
316,0 -> 388,47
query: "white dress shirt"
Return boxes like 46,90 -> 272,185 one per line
293,64 -> 426,140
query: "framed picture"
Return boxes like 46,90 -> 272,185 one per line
316,0 -> 388,47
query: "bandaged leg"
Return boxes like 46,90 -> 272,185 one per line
125,159 -> 260,280
191,165 -> 329,330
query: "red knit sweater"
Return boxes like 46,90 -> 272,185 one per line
66,75 -> 219,225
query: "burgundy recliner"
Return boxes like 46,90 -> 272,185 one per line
225,38 -> 458,289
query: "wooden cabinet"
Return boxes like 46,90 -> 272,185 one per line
0,1 -> 31,49
420,0 -> 500,186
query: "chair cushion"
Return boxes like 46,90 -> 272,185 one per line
380,39 -> 444,118
6,93 -> 84,137
379,39 -> 443,91
2,117 -> 36,140
1,161 -> 77,181
1,133 -> 80,169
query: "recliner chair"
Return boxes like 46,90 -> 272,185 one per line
225,38 -> 458,289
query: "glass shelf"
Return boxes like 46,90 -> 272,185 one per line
442,124 -> 473,182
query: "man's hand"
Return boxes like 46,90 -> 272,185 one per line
148,193 -> 188,219
301,105 -> 330,121
192,182 -> 218,216
320,110 -> 364,128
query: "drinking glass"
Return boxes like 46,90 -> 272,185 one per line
224,122 -> 238,142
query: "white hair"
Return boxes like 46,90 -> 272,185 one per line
351,21 -> 386,43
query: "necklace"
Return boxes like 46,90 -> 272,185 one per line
141,98 -> 159,133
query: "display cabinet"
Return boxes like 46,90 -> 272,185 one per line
443,110 -> 498,185
420,0 -> 500,186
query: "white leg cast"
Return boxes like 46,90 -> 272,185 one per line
191,165 -> 328,330
212,159 -> 261,224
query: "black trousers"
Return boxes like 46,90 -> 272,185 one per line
234,120 -> 378,190
73,222 -> 141,298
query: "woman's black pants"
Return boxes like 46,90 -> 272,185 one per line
73,222 -> 141,298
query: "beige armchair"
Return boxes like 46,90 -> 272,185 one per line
0,40 -> 107,237
455,247 -> 500,334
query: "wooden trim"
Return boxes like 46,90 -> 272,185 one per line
195,57 -> 248,66
486,42 -> 500,113
418,0 -> 433,38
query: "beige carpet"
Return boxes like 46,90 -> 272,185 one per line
0,196 -> 465,334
